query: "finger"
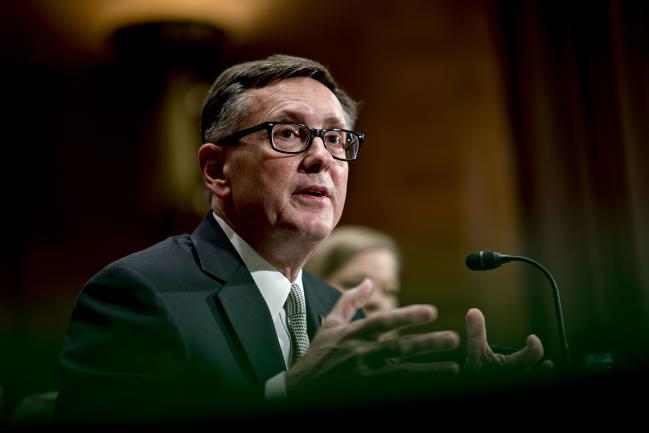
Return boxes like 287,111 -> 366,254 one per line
346,304 -> 438,339
465,307 -> 487,341
503,334 -> 545,369
390,361 -> 460,376
536,359 -> 554,376
539,359 -> 554,371
464,308 -> 488,368
357,331 -> 459,372
379,331 -> 460,359
324,278 -> 373,327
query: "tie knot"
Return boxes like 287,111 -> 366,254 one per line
287,283 -> 305,314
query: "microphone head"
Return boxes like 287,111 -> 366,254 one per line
465,251 -> 503,271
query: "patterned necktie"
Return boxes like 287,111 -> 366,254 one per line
285,283 -> 310,363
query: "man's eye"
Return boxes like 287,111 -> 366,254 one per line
274,127 -> 299,139
325,132 -> 343,145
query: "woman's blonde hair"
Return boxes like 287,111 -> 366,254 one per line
307,226 -> 401,280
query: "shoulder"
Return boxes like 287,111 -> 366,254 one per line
108,234 -> 194,273
88,234 -> 201,291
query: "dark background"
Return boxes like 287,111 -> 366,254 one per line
1,0 -> 648,415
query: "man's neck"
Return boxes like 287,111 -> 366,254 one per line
251,235 -> 319,282
212,211 -> 318,281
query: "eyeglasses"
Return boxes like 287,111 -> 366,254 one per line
219,122 -> 364,161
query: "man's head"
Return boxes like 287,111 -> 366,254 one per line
198,55 -> 361,276
200,54 -> 359,145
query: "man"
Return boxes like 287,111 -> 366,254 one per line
55,55 -> 546,421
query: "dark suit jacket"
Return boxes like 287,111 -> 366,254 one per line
55,213 -> 349,421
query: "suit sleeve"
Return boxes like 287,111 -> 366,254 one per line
55,263 -> 207,421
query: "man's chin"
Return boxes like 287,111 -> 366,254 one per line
286,220 -> 334,242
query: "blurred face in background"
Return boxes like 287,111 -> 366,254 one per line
326,248 -> 400,315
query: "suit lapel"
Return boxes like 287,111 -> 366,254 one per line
302,272 -> 366,339
191,214 -> 286,381
302,272 -> 342,340
217,265 -> 287,381
190,214 -> 242,283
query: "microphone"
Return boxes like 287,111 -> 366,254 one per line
465,251 -> 571,369
465,251 -> 511,271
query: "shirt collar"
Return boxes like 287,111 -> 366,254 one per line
212,212 -> 302,318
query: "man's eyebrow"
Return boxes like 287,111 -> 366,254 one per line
323,116 -> 347,127
270,109 -> 301,121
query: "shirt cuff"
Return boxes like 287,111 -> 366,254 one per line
264,371 -> 287,400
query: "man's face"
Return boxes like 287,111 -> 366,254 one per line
222,77 -> 349,247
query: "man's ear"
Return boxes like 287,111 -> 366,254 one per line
198,143 -> 230,199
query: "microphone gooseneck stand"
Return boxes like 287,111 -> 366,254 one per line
465,251 -> 571,370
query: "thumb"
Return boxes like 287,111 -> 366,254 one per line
324,278 -> 374,327
464,308 -> 488,371
503,334 -> 545,368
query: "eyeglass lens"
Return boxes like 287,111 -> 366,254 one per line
271,123 -> 359,160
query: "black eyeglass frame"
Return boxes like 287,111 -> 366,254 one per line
218,121 -> 364,161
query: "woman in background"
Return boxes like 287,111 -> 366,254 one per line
306,226 -> 401,315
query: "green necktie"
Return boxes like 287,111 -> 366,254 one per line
285,283 -> 310,363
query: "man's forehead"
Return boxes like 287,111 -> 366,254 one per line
246,77 -> 338,103
244,77 -> 345,124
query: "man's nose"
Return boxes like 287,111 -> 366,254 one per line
302,135 -> 334,170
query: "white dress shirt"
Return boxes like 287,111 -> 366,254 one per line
212,212 -> 305,398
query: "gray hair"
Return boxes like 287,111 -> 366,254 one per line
200,54 -> 359,144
